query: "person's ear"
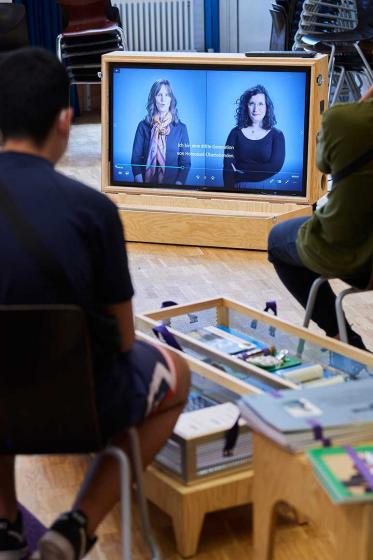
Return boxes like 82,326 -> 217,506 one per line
56,107 -> 73,138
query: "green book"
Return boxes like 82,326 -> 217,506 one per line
308,445 -> 373,504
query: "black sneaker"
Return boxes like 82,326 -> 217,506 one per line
31,510 -> 97,560
0,511 -> 28,560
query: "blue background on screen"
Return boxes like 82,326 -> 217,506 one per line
111,65 -> 308,193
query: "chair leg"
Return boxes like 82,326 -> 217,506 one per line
335,287 -> 358,343
128,428 -> 161,560
331,66 -> 346,105
354,41 -> 373,84
102,446 -> 132,560
298,276 -> 328,356
303,276 -> 328,329
56,34 -> 62,61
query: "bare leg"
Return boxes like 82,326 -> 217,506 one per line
0,456 -> 17,521
73,350 -> 190,535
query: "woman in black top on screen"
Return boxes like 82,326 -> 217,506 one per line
223,85 -> 285,188
131,79 -> 191,185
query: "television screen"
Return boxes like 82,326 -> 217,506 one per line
110,63 -> 311,196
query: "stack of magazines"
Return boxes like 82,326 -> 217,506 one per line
155,401 -> 252,483
238,379 -> 373,452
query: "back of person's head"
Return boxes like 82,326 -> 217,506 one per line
0,47 -> 70,147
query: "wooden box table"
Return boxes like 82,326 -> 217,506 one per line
253,432 -> 373,560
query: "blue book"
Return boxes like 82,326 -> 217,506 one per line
238,379 -> 373,452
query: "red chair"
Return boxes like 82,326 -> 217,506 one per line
56,0 -> 126,85
59,0 -> 120,35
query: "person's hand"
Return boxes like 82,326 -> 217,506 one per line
360,85 -> 373,102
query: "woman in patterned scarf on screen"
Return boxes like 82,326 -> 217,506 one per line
131,79 -> 191,185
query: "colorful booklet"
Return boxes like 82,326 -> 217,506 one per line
188,326 -> 257,355
308,445 -> 373,503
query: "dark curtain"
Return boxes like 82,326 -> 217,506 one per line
14,0 -> 61,51
14,0 -> 80,115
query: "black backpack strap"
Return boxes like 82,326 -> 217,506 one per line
332,147 -> 373,186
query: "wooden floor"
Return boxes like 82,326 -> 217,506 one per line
16,115 -> 373,559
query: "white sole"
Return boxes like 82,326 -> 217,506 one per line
30,530 -> 75,560
0,547 -> 29,560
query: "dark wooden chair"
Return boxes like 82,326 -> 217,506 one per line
0,304 -> 160,560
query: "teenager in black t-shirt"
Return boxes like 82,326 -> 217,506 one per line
0,48 -> 190,560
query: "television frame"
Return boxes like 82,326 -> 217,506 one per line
101,52 -> 328,249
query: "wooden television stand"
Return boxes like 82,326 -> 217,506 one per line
101,52 -> 328,250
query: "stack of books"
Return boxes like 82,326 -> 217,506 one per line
155,401 -> 252,483
238,379 -> 373,452
308,445 -> 373,503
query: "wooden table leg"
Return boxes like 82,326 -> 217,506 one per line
144,465 -> 253,557
333,504 -> 373,560
171,497 -> 206,558
253,493 -> 278,560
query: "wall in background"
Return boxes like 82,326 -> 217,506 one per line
220,0 -> 272,53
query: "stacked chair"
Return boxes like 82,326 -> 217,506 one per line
294,0 -> 373,104
56,0 -> 126,85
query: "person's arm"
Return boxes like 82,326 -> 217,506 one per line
223,128 -> 238,187
93,197 -> 135,352
105,300 -> 135,352
131,122 -> 147,181
316,111 -> 332,175
313,103 -> 373,245
360,85 -> 373,102
176,124 -> 191,184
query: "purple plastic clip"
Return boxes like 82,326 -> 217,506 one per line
344,446 -> 373,492
307,418 -> 331,447
264,300 -> 277,316
152,324 -> 183,352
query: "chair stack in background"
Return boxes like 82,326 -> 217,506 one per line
56,0 -> 126,85
293,0 -> 373,104
293,0 -> 358,50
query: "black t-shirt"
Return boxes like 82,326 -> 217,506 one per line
0,152 -> 134,308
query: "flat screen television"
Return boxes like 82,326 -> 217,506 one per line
109,61 -> 312,197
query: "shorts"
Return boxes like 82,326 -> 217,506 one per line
95,339 -> 178,440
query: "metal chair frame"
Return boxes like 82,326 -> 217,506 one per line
303,264 -> 373,343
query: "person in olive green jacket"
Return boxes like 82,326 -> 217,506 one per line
268,87 -> 373,350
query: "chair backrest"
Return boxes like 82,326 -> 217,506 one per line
58,0 -> 113,33
0,305 -> 103,455
0,4 -> 28,52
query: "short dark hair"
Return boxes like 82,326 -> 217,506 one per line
235,84 -> 277,130
0,47 -> 70,146
145,79 -> 179,125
